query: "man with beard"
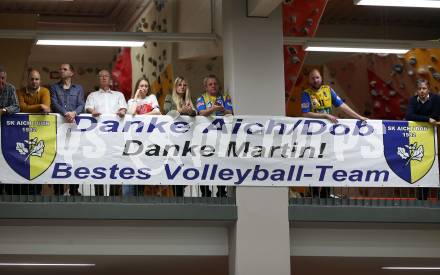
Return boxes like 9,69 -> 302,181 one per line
50,64 -> 85,196
301,69 -> 367,198
16,69 -> 51,195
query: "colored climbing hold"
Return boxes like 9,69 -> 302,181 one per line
393,64 -> 404,74
301,27 -> 309,35
292,56 -> 301,64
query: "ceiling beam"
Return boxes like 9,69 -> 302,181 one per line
247,0 -> 284,17
0,29 -> 218,42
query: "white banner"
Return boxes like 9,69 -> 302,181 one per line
0,114 -> 438,187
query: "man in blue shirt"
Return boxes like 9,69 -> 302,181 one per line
50,64 -> 85,196
50,64 -> 85,123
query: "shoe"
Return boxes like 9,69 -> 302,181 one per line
329,193 -> 341,199
216,191 -> 227,197
69,190 -> 82,196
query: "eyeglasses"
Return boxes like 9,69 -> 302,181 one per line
98,75 -> 110,78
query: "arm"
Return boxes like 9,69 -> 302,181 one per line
405,97 -> 431,122
303,111 -> 339,123
4,86 -> 19,114
74,86 -> 85,114
163,94 -> 173,113
199,106 -> 223,116
147,94 -> 161,115
50,84 -> 67,115
301,91 -> 338,123
197,95 -> 225,116
17,90 -> 41,113
116,92 -> 127,117
127,99 -> 137,115
338,103 -> 367,121
181,102 -> 197,116
145,109 -> 162,115
223,94 -> 233,115
40,88 -> 51,113
329,88 -> 366,121
85,93 -> 100,116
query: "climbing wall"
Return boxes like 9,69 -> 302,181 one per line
283,0 -> 328,117
174,57 -> 224,100
404,48 -> 440,93
323,49 -> 440,120
129,0 -> 173,109
112,47 -> 132,100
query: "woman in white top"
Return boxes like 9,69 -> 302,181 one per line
127,77 -> 161,115
124,77 -> 165,197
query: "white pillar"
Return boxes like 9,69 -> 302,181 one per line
222,1 -> 291,274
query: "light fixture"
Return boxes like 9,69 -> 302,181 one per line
355,0 -> 440,8
0,30 -> 218,46
0,263 -> 95,267
304,38 -> 411,54
281,37 -> 435,54
305,46 -> 409,54
382,267 -> 440,270
36,40 -> 144,47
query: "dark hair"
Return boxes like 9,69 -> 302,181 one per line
134,77 -> 151,97
61,63 -> 74,72
416,78 -> 429,88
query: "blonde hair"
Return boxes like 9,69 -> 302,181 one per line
172,76 -> 194,110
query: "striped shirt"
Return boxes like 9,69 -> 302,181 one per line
0,83 -> 20,114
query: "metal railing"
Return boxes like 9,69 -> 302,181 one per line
0,184 -> 236,205
289,187 -> 440,207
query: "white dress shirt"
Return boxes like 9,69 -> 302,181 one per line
85,88 -> 127,114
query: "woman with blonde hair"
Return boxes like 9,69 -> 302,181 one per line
163,76 -> 196,197
164,76 -> 196,116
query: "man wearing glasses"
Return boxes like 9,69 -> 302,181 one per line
50,63 -> 85,196
85,69 -> 127,196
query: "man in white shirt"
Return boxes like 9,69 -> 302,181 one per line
85,70 -> 127,117
85,69 -> 127,196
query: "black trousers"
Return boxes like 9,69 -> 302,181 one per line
200,186 -> 227,197
95,185 -> 119,196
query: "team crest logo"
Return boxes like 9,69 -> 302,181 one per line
1,114 -> 57,180
383,121 -> 435,183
